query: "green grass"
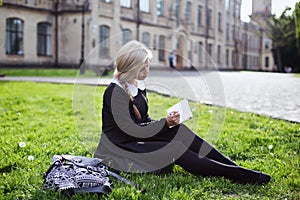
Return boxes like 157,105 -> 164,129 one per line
0,82 -> 299,199
0,68 -> 99,77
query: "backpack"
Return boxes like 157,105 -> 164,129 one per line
43,155 -> 138,196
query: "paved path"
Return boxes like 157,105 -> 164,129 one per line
146,71 -> 300,123
1,71 -> 299,123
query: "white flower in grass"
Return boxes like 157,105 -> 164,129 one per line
208,110 -> 213,113
19,142 -> 26,148
268,144 -> 273,150
28,155 -> 34,161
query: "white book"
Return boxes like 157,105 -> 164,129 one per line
167,99 -> 193,126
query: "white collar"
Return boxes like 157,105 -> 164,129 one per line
112,78 -> 146,97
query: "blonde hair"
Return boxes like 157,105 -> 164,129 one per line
114,40 -> 153,83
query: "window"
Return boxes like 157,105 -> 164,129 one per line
265,38 -> 269,49
142,32 -> 150,47
140,0 -> 149,13
218,12 -> 222,31
175,0 -> 179,24
120,0 -> 130,8
157,0 -> 164,16
158,35 -> 165,61
265,56 -> 269,67
242,54 -> 247,68
231,0 -> 235,15
207,9 -> 212,28
122,29 -> 132,45
197,5 -> 202,27
232,50 -> 235,66
226,23 -> 229,39
208,44 -> 212,56
225,0 -> 230,12
235,3 -> 240,17
232,25 -> 235,40
99,25 -> 110,57
37,22 -> 51,56
217,45 -> 221,64
185,1 -> 192,22
198,42 -> 203,64
207,44 -> 212,64
6,18 -> 24,55
226,49 -> 229,65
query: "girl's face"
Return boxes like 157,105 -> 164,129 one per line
137,63 -> 150,80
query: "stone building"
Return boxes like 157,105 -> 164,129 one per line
0,0 -> 276,71
246,0 -> 276,71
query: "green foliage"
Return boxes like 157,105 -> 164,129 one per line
294,2 -> 300,47
0,82 -> 299,199
270,4 -> 300,72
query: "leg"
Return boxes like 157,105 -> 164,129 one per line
178,125 -> 237,166
175,149 -> 270,184
189,135 -> 237,166
169,60 -> 174,68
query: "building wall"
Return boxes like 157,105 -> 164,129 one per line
252,0 -> 272,15
0,0 -> 276,71
0,2 -> 56,66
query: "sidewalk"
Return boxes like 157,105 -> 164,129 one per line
1,71 -> 299,123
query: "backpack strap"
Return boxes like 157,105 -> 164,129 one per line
107,170 -> 139,188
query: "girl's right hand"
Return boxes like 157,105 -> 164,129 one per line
166,111 -> 180,127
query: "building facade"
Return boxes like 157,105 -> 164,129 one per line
0,0 -> 276,71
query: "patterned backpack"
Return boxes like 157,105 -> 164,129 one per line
43,155 -> 138,196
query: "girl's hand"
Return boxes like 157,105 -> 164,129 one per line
166,111 -> 180,127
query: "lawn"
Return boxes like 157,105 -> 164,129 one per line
0,81 -> 299,199
0,68 -> 102,77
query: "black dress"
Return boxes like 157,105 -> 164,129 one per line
94,82 -> 270,184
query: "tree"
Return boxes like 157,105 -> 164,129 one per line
270,3 -> 300,72
295,2 -> 300,48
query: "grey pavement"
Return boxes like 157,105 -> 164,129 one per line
1,71 -> 299,123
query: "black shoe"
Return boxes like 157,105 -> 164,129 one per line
233,171 -> 271,185
256,172 -> 271,185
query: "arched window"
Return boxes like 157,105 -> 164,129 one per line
142,32 -> 150,47
99,25 -> 110,57
37,22 -> 51,56
158,35 -> 165,61
6,18 -> 24,55
122,29 -> 132,45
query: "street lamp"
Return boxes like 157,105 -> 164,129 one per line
79,0 -> 88,75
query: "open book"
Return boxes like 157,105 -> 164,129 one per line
167,99 -> 193,126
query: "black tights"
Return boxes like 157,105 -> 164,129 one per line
172,125 -> 263,184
